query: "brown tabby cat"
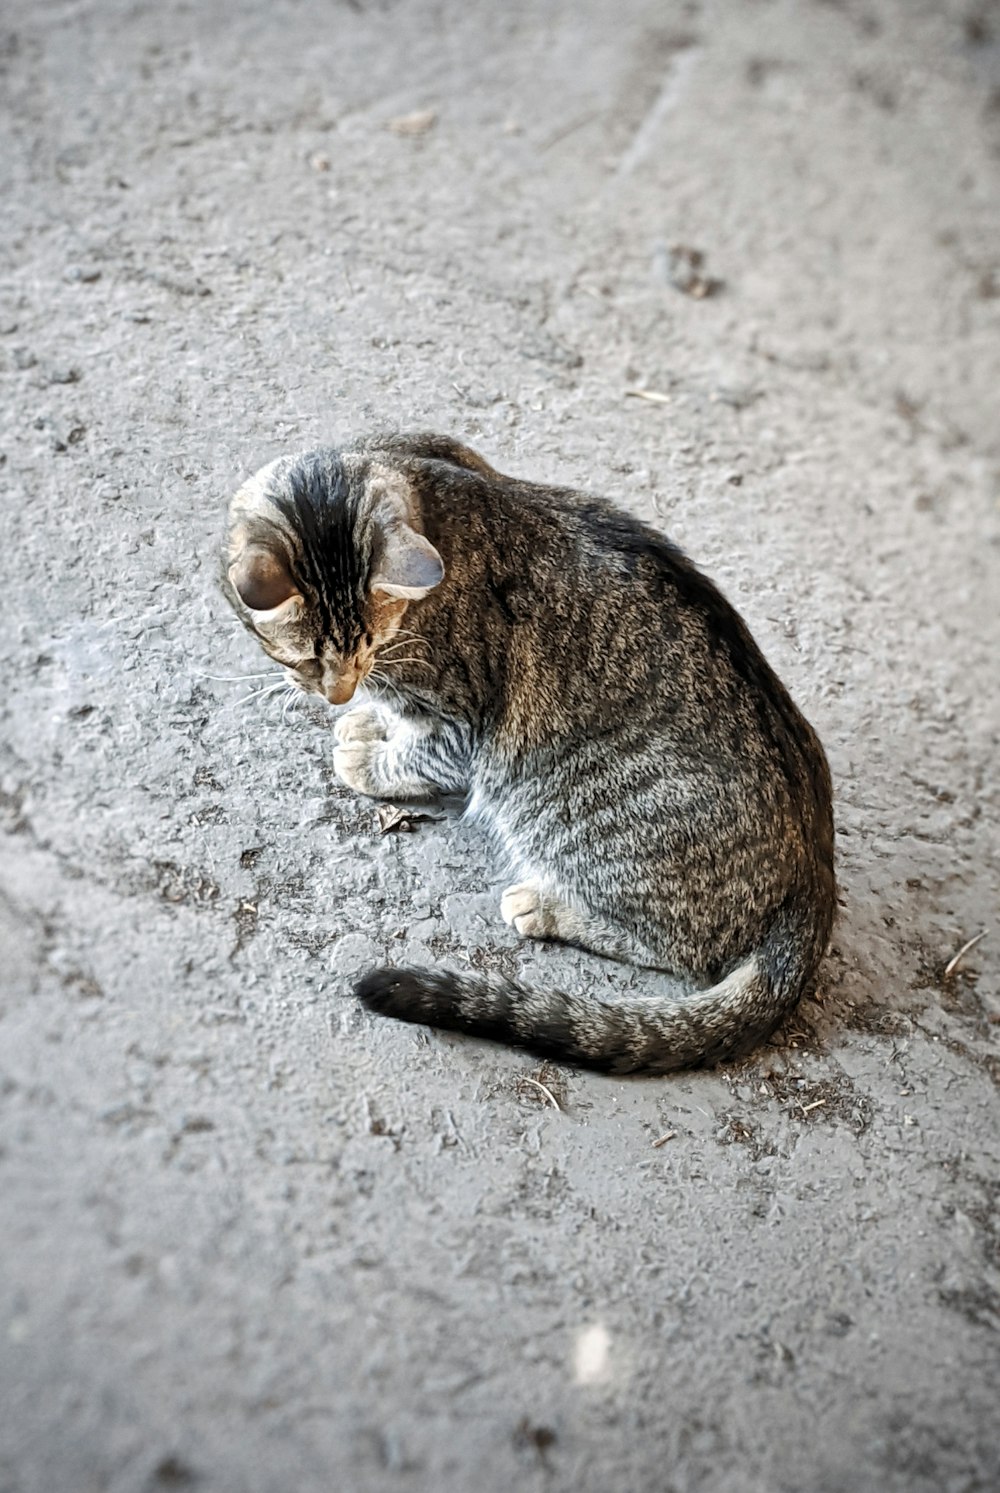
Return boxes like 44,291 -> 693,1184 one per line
223,432 -> 835,1072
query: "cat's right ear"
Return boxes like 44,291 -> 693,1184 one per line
370,526 -> 444,601
367,470 -> 445,600
228,546 -> 301,614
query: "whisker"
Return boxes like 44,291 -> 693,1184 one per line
378,637 -> 429,658
369,671 -> 406,709
378,634 -> 430,653
380,630 -> 429,647
378,639 -> 429,655
378,654 -> 430,670
200,670 -> 283,683
233,679 -> 288,707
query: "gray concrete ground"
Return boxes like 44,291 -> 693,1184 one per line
1,1 -> 999,1489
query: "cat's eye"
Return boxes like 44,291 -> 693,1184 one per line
294,660 -> 322,680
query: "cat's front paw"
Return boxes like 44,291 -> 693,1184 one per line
334,704 -> 389,745
333,739 -> 385,797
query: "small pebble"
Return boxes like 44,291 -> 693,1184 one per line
386,108 -> 437,136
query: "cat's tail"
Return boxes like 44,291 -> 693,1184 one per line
353,903 -> 829,1074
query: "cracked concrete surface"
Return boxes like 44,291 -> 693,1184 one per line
1,1 -> 999,1489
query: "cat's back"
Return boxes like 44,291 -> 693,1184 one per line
497,476 -> 831,847
380,439 -> 829,827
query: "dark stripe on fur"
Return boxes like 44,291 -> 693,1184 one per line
272,452 -> 368,655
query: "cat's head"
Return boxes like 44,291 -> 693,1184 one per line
223,448 -> 443,705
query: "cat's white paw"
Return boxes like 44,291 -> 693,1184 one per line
501,882 -> 556,940
334,704 -> 388,744
333,740 -> 383,797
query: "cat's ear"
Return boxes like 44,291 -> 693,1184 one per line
370,526 -> 444,601
228,545 -> 301,613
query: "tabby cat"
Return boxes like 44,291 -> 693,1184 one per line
223,432 -> 835,1073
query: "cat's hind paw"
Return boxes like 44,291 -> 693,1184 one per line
501,882 -> 563,941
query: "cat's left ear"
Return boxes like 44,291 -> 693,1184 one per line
228,544 -> 301,614
370,525 -> 444,601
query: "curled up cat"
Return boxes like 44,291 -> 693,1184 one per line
223,432 -> 835,1074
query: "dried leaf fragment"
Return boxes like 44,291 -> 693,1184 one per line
666,243 -> 723,298
376,804 -> 442,834
377,804 -> 424,834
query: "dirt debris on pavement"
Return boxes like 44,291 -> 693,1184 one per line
1,1 -> 999,1491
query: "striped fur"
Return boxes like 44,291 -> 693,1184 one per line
224,432 -> 836,1072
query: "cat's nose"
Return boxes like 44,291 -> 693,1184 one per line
326,675 -> 357,705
